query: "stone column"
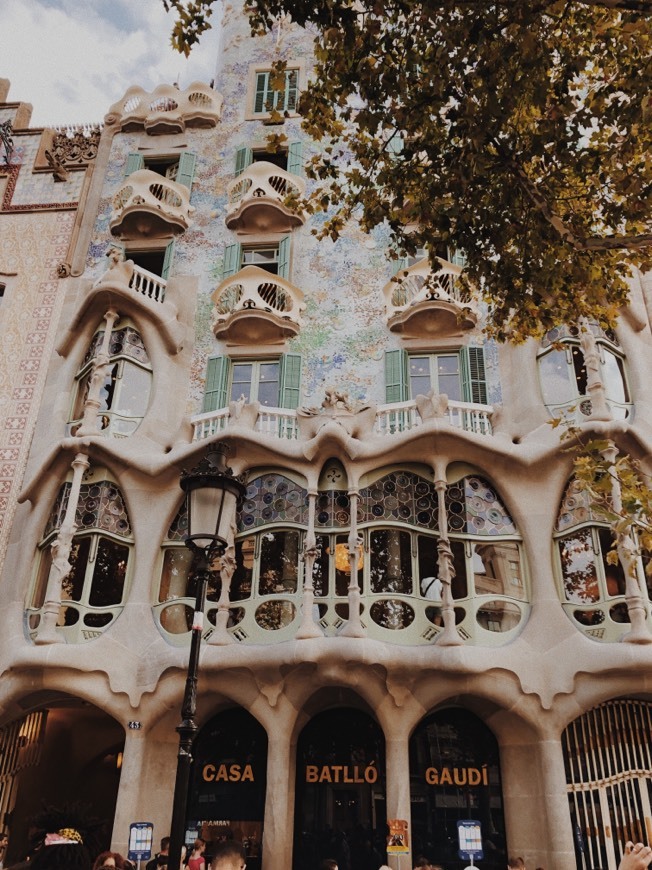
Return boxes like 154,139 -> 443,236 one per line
262,727 -> 294,870
35,451 -> 89,645
340,490 -> 366,637
384,731 -> 411,870
501,730 -> 576,869
75,308 -> 119,437
110,725 -> 178,856
578,317 -> 611,422
296,491 -> 323,639
434,471 -> 462,646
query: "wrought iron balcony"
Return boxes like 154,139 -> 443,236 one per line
225,162 -> 306,233
212,265 -> 305,344
383,257 -> 479,337
110,169 -> 194,238
105,82 -> 223,134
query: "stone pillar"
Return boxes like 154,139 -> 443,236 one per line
75,308 -> 119,436
384,732 -> 411,870
340,490 -> 366,637
35,451 -> 89,645
296,491 -> 323,639
262,727 -> 294,870
110,726 -> 178,856
500,731 -> 576,869
434,473 -> 462,646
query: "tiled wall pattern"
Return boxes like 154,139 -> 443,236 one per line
0,209 -> 76,566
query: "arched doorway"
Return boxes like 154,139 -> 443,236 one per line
563,699 -> 652,869
293,707 -> 387,870
187,708 -> 268,870
409,708 -> 507,868
1,695 -> 124,865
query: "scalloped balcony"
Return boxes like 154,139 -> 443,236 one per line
225,162 -> 306,233
110,169 -> 194,238
105,82 -> 223,134
383,257 -> 479,337
211,265 -> 305,345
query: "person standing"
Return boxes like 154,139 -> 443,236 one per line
187,839 -> 206,870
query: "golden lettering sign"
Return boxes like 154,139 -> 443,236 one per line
202,763 -> 255,783
424,766 -> 489,786
305,763 -> 378,784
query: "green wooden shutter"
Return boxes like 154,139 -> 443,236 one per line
235,146 -> 253,177
460,346 -> 487,405
222,243 -> 242,279
287,141 -> 303,176
284,69 -> 299,112
277,236 -> 291,280
203,356 -> 229,412
449,248 -> 467,267
391,253 -> 409,276
387,135 -> 404,156
279,353 -> 302,409
161,240 -> 175,280
254,72 -> 269,114
385,349 -> 408,403
125,153 -> 144,176
176,152 -> 196,190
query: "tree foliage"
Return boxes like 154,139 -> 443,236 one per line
163,0 -> 652,340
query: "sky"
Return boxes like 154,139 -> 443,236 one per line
0,0 -> 223,127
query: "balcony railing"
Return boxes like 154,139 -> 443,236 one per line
225,162 -> 306,232
212,265 -> 305,343
105,82 -> 223,133
191,398 -> 493,442
129,264 -> 166,303
110,169 -> 194,237
383,257 -> 479,336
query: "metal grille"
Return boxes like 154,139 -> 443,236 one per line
0,712 -> 46,829
563,700 -> 652,869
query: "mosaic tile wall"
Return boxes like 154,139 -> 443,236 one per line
0,208 -> 76,566
84,0 -> 503,421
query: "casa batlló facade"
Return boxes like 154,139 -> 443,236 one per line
1,5 -> 652,870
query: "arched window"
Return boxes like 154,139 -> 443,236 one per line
70,319 -> 152,437
537,323 -> 630,421
555,478 -> 652,641
28,470 -> 132,642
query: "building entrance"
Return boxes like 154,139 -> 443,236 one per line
187,708 -> 267,870
293,708 -> 387,870
409,708 -> 507,868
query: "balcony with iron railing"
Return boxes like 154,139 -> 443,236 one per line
191,397 -> 493,443
383,257 -> 480,337
105,82 -> 223,134
225,162 -> 306,233
212,265 -> 306,344
110,169 -> 195,238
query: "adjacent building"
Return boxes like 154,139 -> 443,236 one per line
1,6 -> 652,869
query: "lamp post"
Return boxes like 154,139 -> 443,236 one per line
168,444 -> 246,870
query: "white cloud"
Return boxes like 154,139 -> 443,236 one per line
0,0 -> 222,126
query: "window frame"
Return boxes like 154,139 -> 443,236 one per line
246,64 -> 305,120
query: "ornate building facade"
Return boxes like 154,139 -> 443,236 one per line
1,6 -> 652,870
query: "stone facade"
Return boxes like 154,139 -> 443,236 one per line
1,9 -> 652,870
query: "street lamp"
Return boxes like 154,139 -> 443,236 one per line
168,444 -> 246,870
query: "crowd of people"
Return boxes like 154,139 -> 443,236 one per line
0,813 -> 650,870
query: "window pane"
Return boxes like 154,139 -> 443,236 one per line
539,349 -> 576,405
450,539 -> 468,599
370,528 -> 413,594
62,537 -> 92,602
437,354 -> 462,401
231,363 -> 253,402
558,530 -> 599,603
602,349 -> 628,404
257,362 -> 279,406
472,541 -> 524,600
409,356 -> 432,397
159,547 -> 193,602
571,346 -> 588,395
88,537 -> 129,606
114,362 -> 151,417
32,547 -> 53,609
313,534 -> 329,597
597,528 -> 626,596
333,533 -> 361,596
418,535 -> 439,598
259,530 -> 299,594
232,537 -> 253,601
